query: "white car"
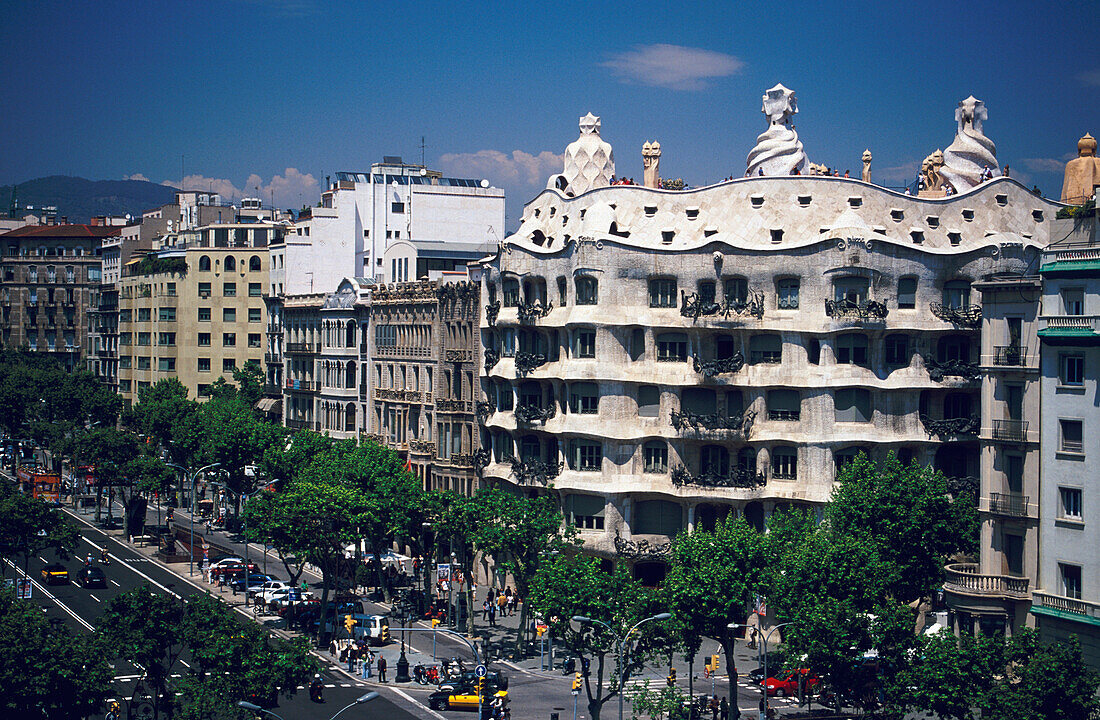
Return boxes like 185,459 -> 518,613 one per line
208,557 -> 245,571
249,580 -> 293,599
263,587 -> 313,608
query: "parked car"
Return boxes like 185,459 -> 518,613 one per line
263,587 -> 313,609
428,682 -> 508,714
41,563 -> 69,585
77,566 -> 107,588
746,652 -> 787,685
764,668 -> 820,698
230,573 -> 272,593
209,557 -> 245,570
249,580 -> 293,599
452,669 -> 508,691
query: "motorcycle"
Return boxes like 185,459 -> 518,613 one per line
100,549 -> 110,566
309,675 -> 324,703
413,663 -> 427,684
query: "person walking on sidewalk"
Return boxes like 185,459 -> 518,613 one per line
377,654 -> 387,682
347,644 -> 358,674
363,649 -> 374,679
488,601 -> 497,627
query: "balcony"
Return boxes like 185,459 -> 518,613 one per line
671,409 -> 755,438
409,440 -> 436,455
285,418 -> 318,431
943,563 -> 1030,599
930,302 -> 982,328
285,342 -> 320,355
681,291 -> 765,320
517,299 -> 552,323
1039,315 -> 1100,340
988,492 -> 1029,517
374,388 -> 424,403
514,403 -> 555,425
444,348 -> 473,363
991,419 -> 1029,442
1031,590 -> 1100,626
992,345 -> 1028,367
509,457 -> 563,486
824,298 -> 889,322
920,414 -> 980,438
670,464 -> 766,489
436,398 -> 472,413
284,379 -> 317,392
767,409 -> 800,422
691,352 -> 745,377
264,352 -> 282,364
263,383 -> 282,398
514,351 -> 546,375
923,355 -> 981,382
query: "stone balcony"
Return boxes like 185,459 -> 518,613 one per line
1038,315 -> 1100,339
943,562 -> 1030,599
987,492 -> 1030,517
1030,590 -> 1100,627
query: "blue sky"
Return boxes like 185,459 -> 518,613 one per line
2,0 -> 1097,227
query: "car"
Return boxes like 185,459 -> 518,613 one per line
427,682 -> 508,713
77,566 -> 107,588
209,557 -> 245,570
230,573 -> 271,593
745,652 -> 787,685
41,563 -> 69,585
263,587 -> 313,608
454,669 -> 508,691
764,668 -> 820,698
250,580 -> 292,599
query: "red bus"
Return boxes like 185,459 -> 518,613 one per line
16,466 -> 61,503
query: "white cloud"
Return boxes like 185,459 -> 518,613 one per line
123,173 -> 150,182
158,168 -> 318,209
439,149 -> 563,188
1078,69 -> 1100,87
601,44 -> 745,90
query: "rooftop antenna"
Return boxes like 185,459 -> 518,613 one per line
419,136 -> 426,168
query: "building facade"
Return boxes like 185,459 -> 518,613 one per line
1033,212 -> 1100,667
0,224 -> 114,368
479,173 -> 1059,588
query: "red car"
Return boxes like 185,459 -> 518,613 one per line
764,668 -> 820,697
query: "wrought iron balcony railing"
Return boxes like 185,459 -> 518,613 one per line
475,400 -> 495,420
509,457 -> 563,485
767,409 -> 800,421
409,439 -> 436,455
485,301 -> 501,327
991,419 -> 1028,442
285,342 -> 320,355
930,302 -> 982,328
483,349 -> 499,375
670,464 -> 766,489
671,409 -> 755,438
613,532 -> 672,560
824,298 -> 889,321
992,345 -> 1027,366
514,402 -> 555,425
472,448 -> 490,472
681,292 -> 766,320
517,299 -> 553,323
514,351 -> 546,375
988,492 -> 1029,517
920,414 -> 980,438
923,355 -> 982,382
692,351 -> 745,377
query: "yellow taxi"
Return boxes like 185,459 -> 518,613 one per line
428,681 -> 508,713
41,563 -> 69,585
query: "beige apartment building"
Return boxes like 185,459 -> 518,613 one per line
117,223 -> 279,403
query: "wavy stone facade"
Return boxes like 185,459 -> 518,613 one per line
479,175 -> 1061,576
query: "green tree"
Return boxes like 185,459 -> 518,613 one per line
0,481 -> 79,576
626,679 -> 690,720
472,487 -> 566,655
890,630 -> 996,720
663,514 -> 770,711
527,550 -> 667,720
0,585 -> 112,720
980,628 -> 1100,720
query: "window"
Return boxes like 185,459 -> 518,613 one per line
199,255 -> 211,271
835,388 -> 872,422
944,393 -> 972,420
682,387 -> 717,415
807,339 -> 820,365
1060,420 -> 1083,453
725,390 -> 744,418
696,281 -> 716,306
638,385 -> 660,417
576,276 -> 598,305
249,255 -> 261,272
897,277 -> 917,308
166,282 -> 176,297
567,495 -> 605,531
836,333 -> 869,366
1061,563 -> 1082,600
629,328 -> 645,361
570,440 -> 602,471
570,382 -> 599,414
772,446 -> 797,480
942,280 -> 972,309
1005,533 -> 1024,575
1060,354 -> 1084,386
700,445 -> 729,475
225,256 -> 236,272
500,328 -> 516,357
1062,288 -> 1085,316
159,307 -> 176,322
634,500 -> 682,537
938,335 -> 972,363
834,276 -> 869,304
223,282 -> 236,297
502,278 -> 520,306
249,282 -> 262,297
223,333 -> 236,347
158,358 -> 175,372
574,329 -> 596,358
248,308 -> 262,323
137,332 -> 151,346
644,442 -> 668,473
884,334 -> 910,366
223,359 -> 236,372
649,278 -> 677,308
767,389 -> 800,421
157,332 -> 175,347
656,332 -> 687,362
137,308 -> 151,322
1060,487 -> 1083,521
118,309 -> 131,323
223,308 -> 236,322
749,334 -> 781,364
835,446 -> 869,472
119,356 -> 131,369
136,356 -> 151,370
777,278 -> 799,309
198,282 -> 211,298
197,332 -> 210,347
723,277 -> 748,305
248,333 -> 261,348
497,383 -> 513,411
198,358 -> 210,372
391,201 -> 405,213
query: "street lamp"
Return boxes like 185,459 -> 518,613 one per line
728,620 -> 793,718
238,692 -> 378,720
572,612 -> 672,720
167,462 -> 220,576
394,596 -> 412,683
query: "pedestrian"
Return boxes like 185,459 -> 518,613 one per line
719,696 -> 729,720
377,654 -> 388,682
496,592 -> 507,617
364,649 -> 374,679
506,593 -> 515,617
347,644 -> 358,674
483,599 -> 490,621
488,601 -> 496,627
710,694 -> 719,720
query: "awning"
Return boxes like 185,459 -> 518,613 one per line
255,397 -> 282,413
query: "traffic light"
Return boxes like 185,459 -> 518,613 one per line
667,667 -> 677,686
344,614 -> 357,637
704,660 -> 712,678
536,624 -> 547,638
476,677 -> 486,696
712,654 -> 720,673
572,672 -> 582,691
381,625 -> 390,643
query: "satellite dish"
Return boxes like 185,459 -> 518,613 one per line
480,179 -> 490,188
420,168 -> 428,176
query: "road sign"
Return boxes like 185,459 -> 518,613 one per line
17,579 -> 31,599
437,563 -> 451,582
475,664 -> 488,678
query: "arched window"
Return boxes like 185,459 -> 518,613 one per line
199,255 -> 211,271
884,334 -> 910,366
836,333 -> 869,366
502,277 -> 520,306
575,276 -> 598,305
634,500 -> 682,537
345,360 -> 356,389
749,334 -> 781,364
643,441 -> 668,473
698,280 -> 717,305
344,402 -> 356,431
835,446 -> 870,475
836,388 -> 872,422
724,277 -> 748,304
520,435 -> 541,461
225,256 -> 236,272
569,382 -> 599,414
944,392 -> 972,420
767,389 -> 800,421
737,447 -> 756,471
682,387 -> 716,415
897,277 -> 918,308
345,320 -> 356,348
771,446 -> 798,480
834,276 -> 869,304
938,334 -> 972,363
249,255 -> 261,272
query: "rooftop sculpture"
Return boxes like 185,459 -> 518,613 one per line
554,112 -> 615,197
745,84 -> 807,177
1061,133 -> 1100,205
940,96 -> 999,190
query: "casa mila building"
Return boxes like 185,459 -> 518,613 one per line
478,83 -> 1064,629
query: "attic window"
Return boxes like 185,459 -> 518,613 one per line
562,215 -> 569,226
750,195 -> 764,209
890,209 -> 904,222
703,226 -> 719,238
531,230 -> 547,246
579,209 -> 586,220
910,230 -> 924,244
1032,210 -> 1044,222
643,205 -> 657,217
797,195 -> 812,207
995,194 -> 1008,207
962,209 -> 975,222
927,216 -> 940,228
685,207 -> 700,221
948,232 -> 962,246
549,207 -> 556,217
873,226 -> 887,235
770,229 -> 784,244
534,209 -> 541,218
661,229 -> 675,244
847,196 -> 863,208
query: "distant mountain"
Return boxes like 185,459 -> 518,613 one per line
0,176 -> 179,224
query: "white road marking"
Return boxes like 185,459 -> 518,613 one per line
2,558 -> 95,632
73,518 -> 181,598
180,660 -> 191,668
110,579 -> 121,587
391,687 -> 449,720
89,594 -> 101,603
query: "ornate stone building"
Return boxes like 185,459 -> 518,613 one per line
479,168 -> 1060,586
